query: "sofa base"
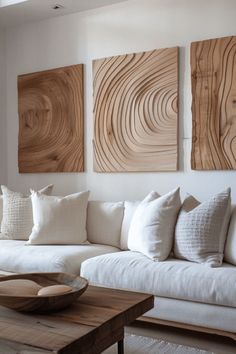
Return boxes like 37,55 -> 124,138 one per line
137,316 -> 236,341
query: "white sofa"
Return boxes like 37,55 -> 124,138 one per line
0,199 -> 236,340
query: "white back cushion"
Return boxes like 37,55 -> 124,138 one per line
0,195 -> 2,226
224,205 -> 236,265
87,201 -> 124,248
120,200 -> 140,250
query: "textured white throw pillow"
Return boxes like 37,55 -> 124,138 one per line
1,185 -> 53,240
174,189 -> 231,267
27,191 -> 90,245
224,205 -> 236,265
87,201 -> 124,248
128,188 -> 181,261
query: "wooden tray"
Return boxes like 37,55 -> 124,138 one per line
0,272 -> 88,313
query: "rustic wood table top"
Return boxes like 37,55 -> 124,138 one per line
0,285 -> 154,354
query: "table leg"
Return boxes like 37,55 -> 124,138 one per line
117,339 -> 124,354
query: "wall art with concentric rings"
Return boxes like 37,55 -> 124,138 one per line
93,47 -> 179,172
191,35 -> 236,170
18,64 -> 84,173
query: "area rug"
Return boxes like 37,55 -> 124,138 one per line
103,334 -> 215,354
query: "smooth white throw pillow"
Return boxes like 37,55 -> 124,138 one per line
174,189 -> 231,267
87,201 -> 124,248
120,191 -> 160,250
224,205 -> 236,265
1,185 -> 53,240
128,188 -> 181,261
27,191 -> 90,245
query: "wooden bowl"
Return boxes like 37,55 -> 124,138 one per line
0,272 -> 88,313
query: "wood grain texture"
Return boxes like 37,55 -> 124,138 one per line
138,317 -> 236,341
18,64 -> 84,173
0,285 -> 153,354
191,35 -> 236,170
0,273 -> 88,313
93,47 -> 178,172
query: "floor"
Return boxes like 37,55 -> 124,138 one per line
126,322 -> 236,354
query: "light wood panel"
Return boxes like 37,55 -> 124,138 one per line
18,64 -> 84,173
138,316 -> 236,341
93,47 -> 179,172
191,35 -> 236,170
0,285 -> 153,354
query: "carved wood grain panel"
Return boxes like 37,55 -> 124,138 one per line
18,64 -> 84,173
93,47 -> 178,172
191,35 -> 236,170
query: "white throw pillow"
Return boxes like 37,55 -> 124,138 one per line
224,205 -> 236,265
87,201 -> 124,248
128,188 -> 181,261
174,189 -> 231,267
27,191 -> 90,245
1,185 -> 53,240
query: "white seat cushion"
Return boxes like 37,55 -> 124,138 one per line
146,297 -> 236,333
81,251 -> 236,307
0,239 -> 119,274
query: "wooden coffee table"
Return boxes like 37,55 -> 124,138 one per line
0,285 -> 153,353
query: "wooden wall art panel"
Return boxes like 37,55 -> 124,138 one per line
93,47 -> 178,172
18,64 -> 84,173
191,35 -> 236,170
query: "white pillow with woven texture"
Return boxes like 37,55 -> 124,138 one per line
174,189 -> 231,267
128,188 -> 181,261
87,201 -> 124,248
1,185 -> 53,240
224,205 -> 236,265
27,191 -> 89,245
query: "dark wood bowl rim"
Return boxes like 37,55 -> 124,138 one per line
0,272 -> 88,298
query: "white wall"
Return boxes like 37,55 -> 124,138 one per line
5,0 -> 236,201
0,27 -> 7,185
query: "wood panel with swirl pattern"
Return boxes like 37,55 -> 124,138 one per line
191,36 -> 236,170
93,47 -> 178,172
18,64 -> 84,173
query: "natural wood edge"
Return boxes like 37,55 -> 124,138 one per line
135,316 -> 236,341
0,337 -> 54,354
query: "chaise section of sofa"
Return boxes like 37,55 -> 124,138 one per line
0,199 -> 124,274
0,239 -> 120,274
